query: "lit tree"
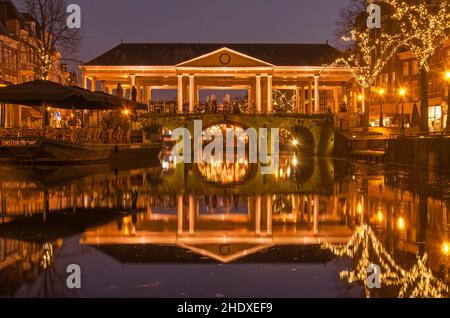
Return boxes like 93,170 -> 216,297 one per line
383,0 -> 450,132
322,225 -> 449,298
19,0 -> 83,80
333,24 -> 406,132
272,90 -> 296,113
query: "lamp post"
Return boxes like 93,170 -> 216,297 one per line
399,87 -> 407,134
445,71 -> 450,131
378,88 -> 385,127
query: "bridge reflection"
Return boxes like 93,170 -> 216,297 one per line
0,158 -> 449,296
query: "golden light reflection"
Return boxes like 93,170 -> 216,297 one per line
322,225 -> 449,298
357,201 -> 363,215
442,242 -> 449,256
377,210 -> 384,223
197,161 -> 250,185
444,70 -> 450,81
397,217 -> 405,231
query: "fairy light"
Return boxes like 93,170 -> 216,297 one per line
332,22 -> 406,97
322,225 -> 449,298
383,0 -> 450,71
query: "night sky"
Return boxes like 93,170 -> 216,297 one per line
60,0 -> 350,63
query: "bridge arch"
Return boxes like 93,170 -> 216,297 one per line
142,113 -> 333,156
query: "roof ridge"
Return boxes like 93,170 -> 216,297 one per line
84,43 -> 342,67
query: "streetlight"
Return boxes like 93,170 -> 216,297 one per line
378,88 -> 385,127
399,87 -> 407,134
445,71 -> 450,131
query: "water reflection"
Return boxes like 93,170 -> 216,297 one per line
322,225 -> 448,298
0,157 -> 448,297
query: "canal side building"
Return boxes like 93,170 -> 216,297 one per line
0,0 -> 72,128
80,43 -> 355,115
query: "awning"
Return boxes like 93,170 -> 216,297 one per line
0,80 -> 147,110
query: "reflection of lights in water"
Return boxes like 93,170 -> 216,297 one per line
442,242 -> 449,256
397,217 -> 405,231
322,225 -> 449,298
197,161 -> 250,185
377,209 -> 383,222
39,243 -> 54,270
275,155 -> 300,180
160,154 -> 176,171
121,216 -> 136,236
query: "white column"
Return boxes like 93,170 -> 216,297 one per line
314,75 -> 320,113
266,195 -> 272,234
90,79 -> 96,92
82,75 -> 88,89
177,195 -> 183,234
189,75 -> 195,113
313,195 -> 319,235
308,81 -> 313,114
189,195 -> 195,234
333,87 -> 339,113
296,86 -> 300,114
136,83 -> 142,102
177,75 -> 183,113
256,75 -> 262,113
267,75 -> 273,114
148,87 -> 152,112
130,75 -> 136,87
255,195 -> 262,235
301,85 -> 306,114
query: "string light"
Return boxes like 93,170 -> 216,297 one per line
332,21 -> 407,95
383,0 -> 450,71
322,225 -> 448,298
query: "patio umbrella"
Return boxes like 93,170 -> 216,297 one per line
68,86 -> 123,109
0,80 -> 122,110
0,80 -> 79,107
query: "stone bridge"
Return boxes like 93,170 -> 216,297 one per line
142,113 -> 335,155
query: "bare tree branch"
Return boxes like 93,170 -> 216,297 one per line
17,0 -> 83,80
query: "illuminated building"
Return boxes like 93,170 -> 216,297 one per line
80,43 -> 354,115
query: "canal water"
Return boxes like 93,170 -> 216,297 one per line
0,154 -> 449,298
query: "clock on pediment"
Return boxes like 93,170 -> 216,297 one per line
219,53 -> 231,65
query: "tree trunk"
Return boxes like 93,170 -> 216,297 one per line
419,66 -> 429,132
362,87 -> 370,133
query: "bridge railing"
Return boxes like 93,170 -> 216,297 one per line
143,112 -> 327,120
0,128 -> 145,145
389,130 -> 450,140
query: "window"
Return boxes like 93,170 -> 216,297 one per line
403,61 -> 410,77
412,60 -> 419,75
380,73 -> 389,88
391,72 -> 396,91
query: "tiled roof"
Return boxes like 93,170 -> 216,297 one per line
85,43 -> 342,67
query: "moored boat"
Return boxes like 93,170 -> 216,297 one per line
0,128 -> 161,164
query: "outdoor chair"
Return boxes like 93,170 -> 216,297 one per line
125,130 -> 131,144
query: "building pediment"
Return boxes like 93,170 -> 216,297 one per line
176,47 -> 274,68
180,243 -> 273,263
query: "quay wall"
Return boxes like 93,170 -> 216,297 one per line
385,136 -> 450,171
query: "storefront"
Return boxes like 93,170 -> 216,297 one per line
429,105 -> 443,131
